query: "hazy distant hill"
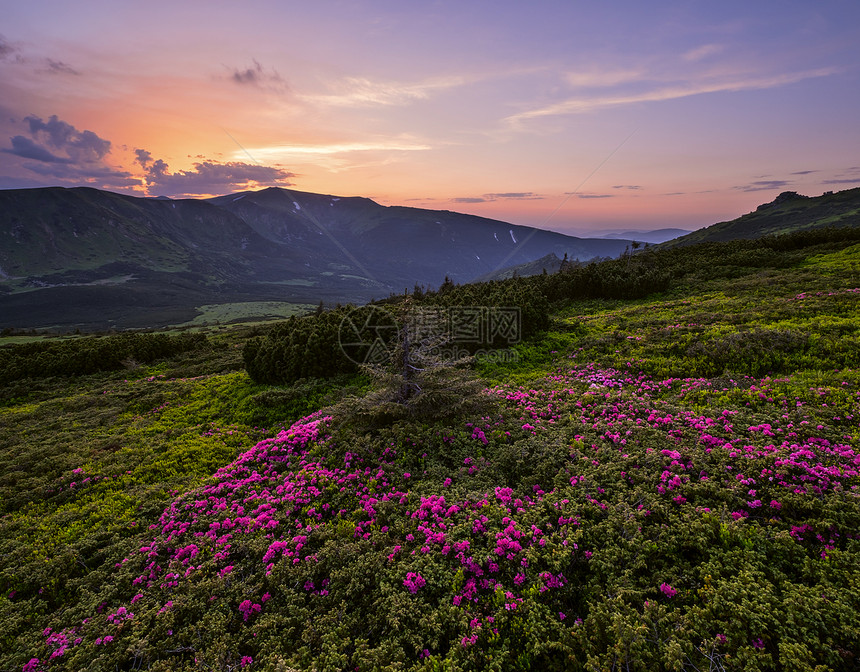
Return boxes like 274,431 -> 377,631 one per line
0,186 -> 631,330
662,188 -> 860,247
595,228 -> 690,244
473,253 -> 565,282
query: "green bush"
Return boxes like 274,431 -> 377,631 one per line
243,309 -> 359,384
0,332 -> 207,384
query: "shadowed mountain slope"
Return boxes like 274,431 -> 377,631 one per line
0,186 -> 631,329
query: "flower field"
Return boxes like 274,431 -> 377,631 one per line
2,234 -> 859,671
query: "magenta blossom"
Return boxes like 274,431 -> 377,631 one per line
403,572 -> 426,593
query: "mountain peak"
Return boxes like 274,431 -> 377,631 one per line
756,190 -> 809,212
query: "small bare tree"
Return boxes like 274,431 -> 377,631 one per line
332,299 -> 493,428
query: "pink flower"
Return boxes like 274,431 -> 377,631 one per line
659,582 -> 677,598
403,572 -> 426,593
241,655 -> 253,667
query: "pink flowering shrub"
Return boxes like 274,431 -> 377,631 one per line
403,572 -> 426,593
15,361 -> 859,672
659,582 -> 677,598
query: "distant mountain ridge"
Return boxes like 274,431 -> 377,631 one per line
0,186 -> 632,330
662,188 -> 860,247
592,228 -> 691,244
473,253 -> 565,282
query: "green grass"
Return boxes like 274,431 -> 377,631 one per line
174,301 -> 315,326
0,334 -> 63,345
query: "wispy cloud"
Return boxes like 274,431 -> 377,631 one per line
450,192 -> 543,204
734,179 -> 792,192
506,67 -> 839,123
565,67 -> 644,88
301,74 -> 467,107
43,59 -> 80,75
612,184 -> 642,190
0,34 -> 20,61
484,192 -> 543,200
577,193 -> 615,199
238,139 -> 432,160
682,44 -> 725,62
822,178 -> 860,185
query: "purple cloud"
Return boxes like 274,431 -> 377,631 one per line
24,115 -> 111,162
230,59 -> 284,88
142,158 -> 295,197
2,114 -> 140,191
44,59 -> 80,75
3,135 -> 72,163
23,161 -> 139,188
483,192 -> 543,200
0,34 -> 18,61
134,148 -> 153,168
734,180 -> 792,192
451,192 -> 542,204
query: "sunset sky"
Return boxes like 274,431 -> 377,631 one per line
1,0 -> 859,235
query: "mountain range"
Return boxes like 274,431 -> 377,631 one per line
591,228 -> 691,244
0,186 -> 631,330
3,185 -> 858,331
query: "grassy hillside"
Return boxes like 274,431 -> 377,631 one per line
665,188 -> 860,248
1,228 -> 859,671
